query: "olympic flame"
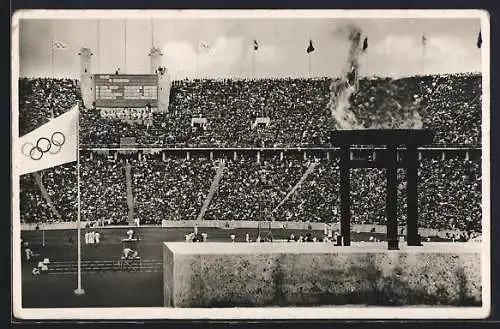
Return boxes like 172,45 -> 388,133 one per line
327,24 -> 364,130
327,24 -> 423,130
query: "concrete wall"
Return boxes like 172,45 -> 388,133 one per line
163,242 -> 481,307
161,220 -> 323,230
21,220 -> 464,238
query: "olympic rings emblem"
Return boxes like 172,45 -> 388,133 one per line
21,132 -> 66,161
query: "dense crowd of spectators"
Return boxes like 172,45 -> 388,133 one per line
418,157 -> 481,232
131,155 -> 213,224
19,78 -> 82,136
19,155 -> 482,233
78,74 -> 480,147
80,154 -> 129,225
20,173 -> 55,223
205,156 -> 310,221
20,163 -> 77,223
17,74 -> 482,232
19,75 -> 481,146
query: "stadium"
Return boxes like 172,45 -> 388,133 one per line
15,14 -> 485,311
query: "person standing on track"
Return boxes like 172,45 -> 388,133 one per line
95,231 -> 100,246
89,230 -> 95,245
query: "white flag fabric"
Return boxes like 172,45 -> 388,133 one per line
199,41 -> 211,53
18,105 -> 78,175
54,41 -> 68,50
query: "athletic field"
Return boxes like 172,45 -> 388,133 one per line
20,226 -> 450,308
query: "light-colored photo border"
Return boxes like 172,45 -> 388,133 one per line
11,9 -> 491,320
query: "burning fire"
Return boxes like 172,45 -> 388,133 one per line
328,24 -> 423,130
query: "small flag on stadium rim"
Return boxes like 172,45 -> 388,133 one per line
18,104 -> 78,175
477,30 -> 482,49
362,37 -> 368,52
253,39 -> 259,51
306,40 -> 315,53
53,41 -> 68,50
422,33 -> 427,46
199,41 -> 211,53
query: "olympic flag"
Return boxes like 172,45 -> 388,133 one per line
18,104 -> 78,175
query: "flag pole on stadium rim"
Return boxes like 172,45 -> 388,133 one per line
97,20 -> 100,73
252,44 -> 256,78
308,52 -> 312,78
51,35 -> 54,80
50,26 -> 55,118
196,21 -> 200,78
151,18 -> 154,49
74,102 -> 85,295
124,19 -> 127,73
421,32 -> 427,76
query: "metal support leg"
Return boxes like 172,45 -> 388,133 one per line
386,146 -> 399,250
340,146 -> 351,246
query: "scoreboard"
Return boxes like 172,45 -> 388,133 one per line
95,74 -> 158,108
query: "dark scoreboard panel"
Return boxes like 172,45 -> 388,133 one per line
95,74 -> 158,108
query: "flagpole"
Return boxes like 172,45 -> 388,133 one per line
124,19 -> 127,73
196,41 -> 200,78
97,20 -> 100,73
422,44 -> 425,76
50,33 -> 56,118
151,18 -> 154,48
252,49 -> 255,78
308,52 -> 311,78
195,21 -> 199,78
51,35 -> 54,79
74,103 -> 85,295
240,40 -> 247,79
422,32 -> 426,76
240,53 -> 244,78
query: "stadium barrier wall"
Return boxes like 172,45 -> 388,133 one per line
20,220 -> 464,238
163,242 -> 481,307
21,222 -> 82,231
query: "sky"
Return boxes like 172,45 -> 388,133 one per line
16,12 -> 484,80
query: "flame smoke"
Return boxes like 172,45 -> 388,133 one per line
327,25 -> 364,130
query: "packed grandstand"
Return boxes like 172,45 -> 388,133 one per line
18,73 -> 482,233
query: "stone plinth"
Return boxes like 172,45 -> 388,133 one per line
163,242 -> 481,308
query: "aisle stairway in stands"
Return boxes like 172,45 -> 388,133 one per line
272,161 -> 319,213
125,162 -> 135,225
196,161 -> 226,221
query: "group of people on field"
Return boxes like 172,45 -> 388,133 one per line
84,230 -> 101,246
